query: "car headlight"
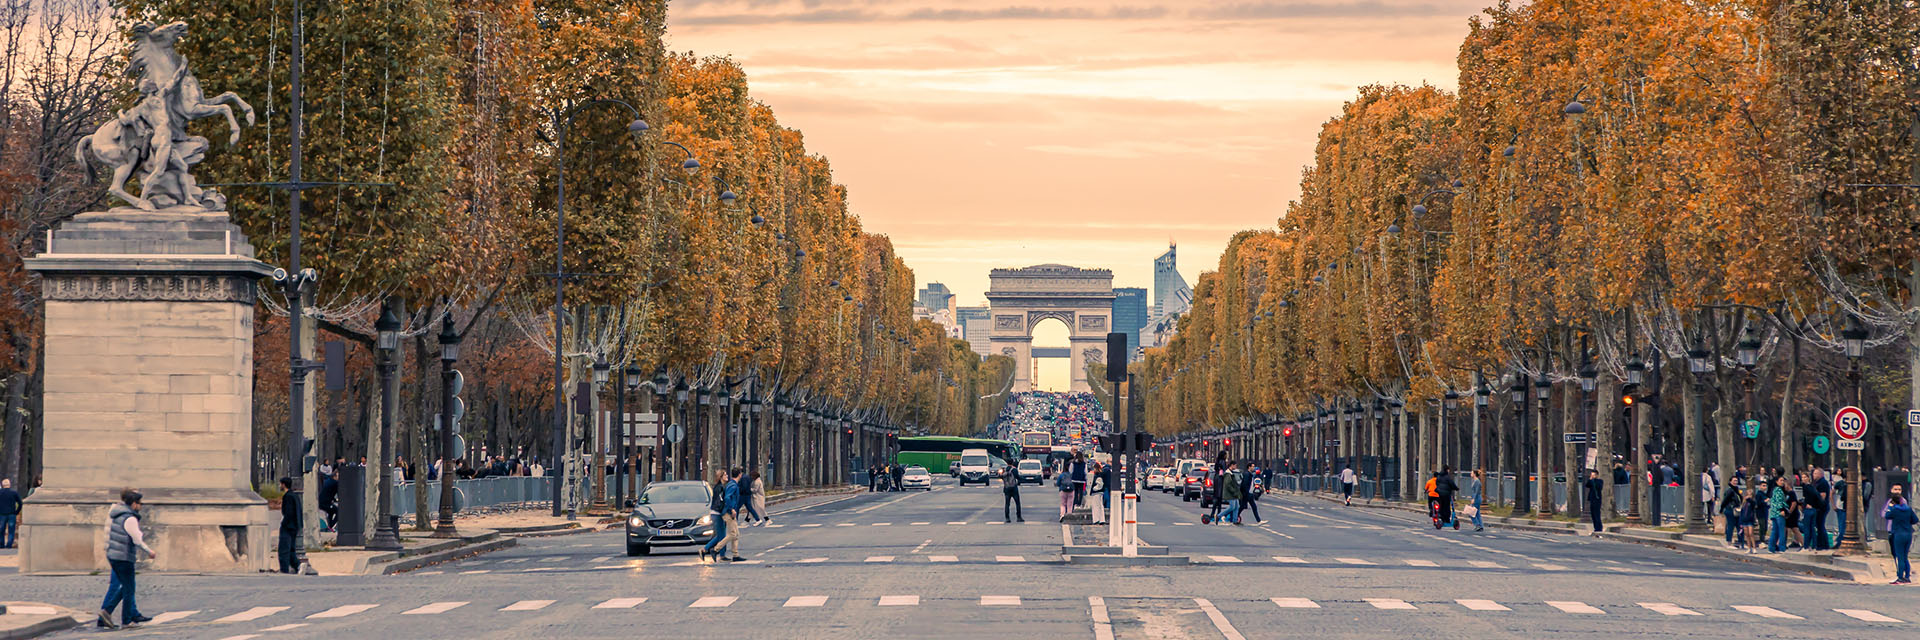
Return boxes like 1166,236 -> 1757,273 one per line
695,515 -> 714,526
628,516 -> 645,528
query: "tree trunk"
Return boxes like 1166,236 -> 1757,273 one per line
1562,382 -> 1580,519
362,380 -> 384,537
1780,333 -> 1801,474
1682,356 -> 1706,532
412,334 -> 433,531
2,374 -> 25,488
1598,374 -> 1617,517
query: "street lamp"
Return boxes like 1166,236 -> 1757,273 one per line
1737,330 -> 1761,369
622,363 -> 642,504
1684,336 -> 1711,533
433,313 -> 462,537
368,305 -> 404,550
1510,375 -> 1529,514
1838,314 -> 1869,551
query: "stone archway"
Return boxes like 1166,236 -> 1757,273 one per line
985,264 -> 1115,393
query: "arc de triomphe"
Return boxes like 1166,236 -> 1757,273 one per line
986,264 -> 1115,393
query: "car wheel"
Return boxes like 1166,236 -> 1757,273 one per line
626,543 -> 649,557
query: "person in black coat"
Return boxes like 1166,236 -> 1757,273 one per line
316,470 -> 340,532
277,477 -> 302,574
1434,466 -> 1459,530
1583,469 -> 1605,536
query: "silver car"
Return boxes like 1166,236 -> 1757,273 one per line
626,481 -> 719,556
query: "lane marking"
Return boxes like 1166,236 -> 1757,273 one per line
785,596 -> 829,608
947,521 -> 967,525
402,602 -> 469,615
1468,560 -> 1503,568
996,555 -> 1025,562
756,541 -> 794,557
797,557 -> 827,563
1456,599 -> 1509,611
1404,559 -> 1438,567
1272,556 -> 1306,563
149,611 -> 199,624
260,623 -> 308,632
911,522 -> 930,525
866,555 -> 896,562
1208,555 -> 1243,563
1835,609 -> 1903,623
853,492 -> 920,513
593,598 -> 647,609
981,595 -> 1022,606
878,595 -> 919,606
911,539 -> 932,554
1335,558 -> 1374,565
306,604 -> 378,619
872,522 -> 892,526
1733,605 -> 1801,619
1639,602 -> 1700,616
837,523 -> 857,527
1546,601 -> 1605,614
1271,597 -> 1319,609
929,555 -> 958,562
1532,563 -> 1570,571
690,596 -> 736,608
800,524 -> 822,528
1366,598 -> 1416,610
501,600 -> 554,611
214,607 -> 287,623
459,569 -> 491,575
1193,598 -> 1246,640
1090,596 -> 1115,640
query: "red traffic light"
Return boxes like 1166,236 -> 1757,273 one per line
1225,438 -> 1233,446
1283,427 -> 1294,437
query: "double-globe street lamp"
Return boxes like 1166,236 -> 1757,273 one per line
434,314 -> 462,538
368,306 -> 404,551
1839,314 -> 1869,551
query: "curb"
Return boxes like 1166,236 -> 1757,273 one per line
1065,554 -> 1189,566
492,522 -> 582,535
514,525 -> 603,538
381,537 -> 517,575
0,604 -> 82,640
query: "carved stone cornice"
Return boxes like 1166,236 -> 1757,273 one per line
41,273 -> 256,304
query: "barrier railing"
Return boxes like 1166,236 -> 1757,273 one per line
389,476 -> 554,516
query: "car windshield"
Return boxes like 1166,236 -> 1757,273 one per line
639,484 -> 709,505
1018,461 -> 1040,469
961,455 -> 988,466
905,468 -> 929,477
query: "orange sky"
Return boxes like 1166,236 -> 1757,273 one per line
668,0 -> 1488,306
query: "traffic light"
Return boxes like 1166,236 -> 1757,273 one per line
1224,438 -> 1233,447
1282,426 -> 1293,438
1619,383 -> 1639,406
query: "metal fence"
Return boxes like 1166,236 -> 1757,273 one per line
388,476 -> 554,516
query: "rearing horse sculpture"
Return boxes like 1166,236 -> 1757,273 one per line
75,21 -> 254,210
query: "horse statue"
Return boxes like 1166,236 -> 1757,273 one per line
75,20 -> 254,211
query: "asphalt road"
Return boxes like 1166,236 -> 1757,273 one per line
10,476 -> 1918,639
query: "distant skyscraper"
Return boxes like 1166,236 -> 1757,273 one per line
1111,287 -> 1147,356
1145,243 -> 1191,348
917,282 -> 954,315
957,306 -> 991,357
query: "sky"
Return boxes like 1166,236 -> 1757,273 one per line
667,0 -> 1490,307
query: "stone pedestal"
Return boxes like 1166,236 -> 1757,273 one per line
19,207 -> 273,574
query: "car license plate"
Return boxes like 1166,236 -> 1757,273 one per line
659,528 -> 682,536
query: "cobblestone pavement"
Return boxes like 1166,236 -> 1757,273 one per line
9,478 -> 1919,639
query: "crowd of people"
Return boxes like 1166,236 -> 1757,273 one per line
697,467 -> 770,563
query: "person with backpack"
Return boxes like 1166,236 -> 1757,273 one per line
1434,466 -> 1459,530
1241,465 -> 1264,524
1000,463 -> 1024,523
1055,462 -> 1076,521
1219,462 -> 1245,525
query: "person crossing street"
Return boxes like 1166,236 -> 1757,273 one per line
98,489 -> 155,629
1340,465 -> 1357,506
1000,462 -> 1024,522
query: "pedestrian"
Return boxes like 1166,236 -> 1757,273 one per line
1000,463 -> 1024,523
1090,462 -> 1107,525
1767,479 -> 1788,553
1217,462 -> 1244,525
1055,461 -> 1076,521
749,471 -> 769,527
1434,466 -> 1459,530
1735,484 -> 1758,552
98,488 -> 155,629
1340,464 -> 1357,506
1071,454 -> 1089,507
1612,462 -> 1629,486
1720,481 -> 1742,546
0,478 -> 21,548
276,477 -> 301,574
1832,469 -> 1848,548
1467,469 -> 1486,532
699,469 -> 729,562
317,468 -> 340,532
1811,467 -> 1832,550
867,465 -> 878,492
890,464 -> 904,492
1701,462 -> 1719,523
1584,468 -> 1604,536
1241,465 -> 1263,524
1882,486 -> 1915,585
720,468 -> 745,561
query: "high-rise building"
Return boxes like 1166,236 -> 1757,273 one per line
916,282 -> 954,315
1111,287 -> 1147,356
956,306 -> 991,357
1145,243 -> 1191,348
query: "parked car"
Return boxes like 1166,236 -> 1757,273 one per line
1016,459 -> 1044,485
625,481 -> 718,556
1180,465 -> 1211,501
1146,467 -> 1170,491
901,466 -> 933,490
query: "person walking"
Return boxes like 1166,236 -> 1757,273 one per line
1055,462 -> 1076,521
1584,469 -> 1604,536
890,464 -> 904,493
1701,463 -> 1719,526
720,468 -> 745,561
1000,463 -> 1024,523
1241,465 -> 1263,524
748,471 -> 770,527
1467,469 -> 1486,532
1737,484 -> 1760,552
1883,486 -> 1915,584
1218,462 -> 1245,525
1720,481 -> 1743,546
1811,467 -> 1832,550
1766,479 -> 1788,553
866,465 -> 878,492
1434,466 -> 1459,530
276,477 -> 302,574
1340,465 -> 1357,506
699,470 -> 729,562
1090,462 -> 1107,525
1071,454 -> 1089,507
0,478 -> 21,548
1832,469 -> 1847,548
98,489 -> 155,629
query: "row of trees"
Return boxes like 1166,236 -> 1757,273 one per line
0,1 -> 1001,519
1142,1 -> 1917,520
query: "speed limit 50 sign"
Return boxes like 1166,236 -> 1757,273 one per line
1833,405 -> 1867,441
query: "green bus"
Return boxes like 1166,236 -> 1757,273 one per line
895,436 -> 1019,474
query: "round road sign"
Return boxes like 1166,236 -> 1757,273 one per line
664,423 -> 686,444
1811,435 -> 1830,455
1833,405 -> 1867,441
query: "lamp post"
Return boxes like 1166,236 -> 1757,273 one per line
1625,354 -> 1646,521
1685,338 -> 1712,534
1838,314 -> 1868,552
1737,329 -> 1760,468
1511,375 -> 1530,515
591,358 -> 609,508
433,313 -> 462,538
1534,375 -> 1552,514
621,364 -> 642,506
653,369 -> 671,485
1473,374 -> 1488,475
367,305 -> 404,551
547,100 -> 654,517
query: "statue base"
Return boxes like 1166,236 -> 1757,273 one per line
19,207 -> 273,574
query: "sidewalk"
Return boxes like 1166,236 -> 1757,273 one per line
1300,490 -> 1891,583
0,603 -> 84,640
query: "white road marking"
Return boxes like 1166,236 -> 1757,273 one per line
1660,568 -> 1700,575
872,522 -> 892,526
800,524 -> 822,528
214,607 -> 287,623
785,596 -> 829,608
947,521 -> 967,525
402,602 -> 469,615
689,596 -> 737,608
878,595 -> 919,606
853,492 -> 920,513
216,635 -> 260,640
1173,522 -> 1194,526
765,524 -> 785,528
996,555 -> 1025,562
1532,563 -> 1570,571
1639,602 -> 1700,616
1090,596 -> 1115,640
1404,559 -> 1438,567
911,539 -> 932,554
1468,561 -> 1503,568
1194,598 -> 1246,640
149,611 -> 199,624
866,555 -> 895,562
981,595 -> 1022,606
929,555 -> 958,562
1733,605 -> 1801,619
1270,597 -> 1319,608
1726,571 -> 1772,579
911,522 -> 930,525
1546,601 -> 1605,614
1271,556 -> 1307,563
1456,599 -> 1509,611
1366,598 -> 1416,610
1835,609 -> 1903,623
306,604 -> 378,619
459,569 -> 491,575
593,598 -> 647,609
1288,524 -> 1309,528
501,600 -> 554,611
260,623 -> 309,632
1335,557 -> 1374,565
522,567 -> 558,572
1208,555 -> 1243,563
796,557 -> 827,563
837,523 -> 857,527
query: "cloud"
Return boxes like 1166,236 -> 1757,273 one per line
1191,2 -> 1471,20
678,5 -> 1171,26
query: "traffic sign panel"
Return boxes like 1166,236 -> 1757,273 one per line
1833,405 -> 1867,441
1811,435 -> 1831,455
664,423 -> 686,444
1563,432 -> 1592,444
1835,439 -> 1864,451
1908,409 -> 1920,428
1742,419 -> 1761,439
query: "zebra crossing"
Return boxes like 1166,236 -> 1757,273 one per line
160,592 -> 1909,639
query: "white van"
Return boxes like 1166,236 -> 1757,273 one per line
957,448 -> 993,486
